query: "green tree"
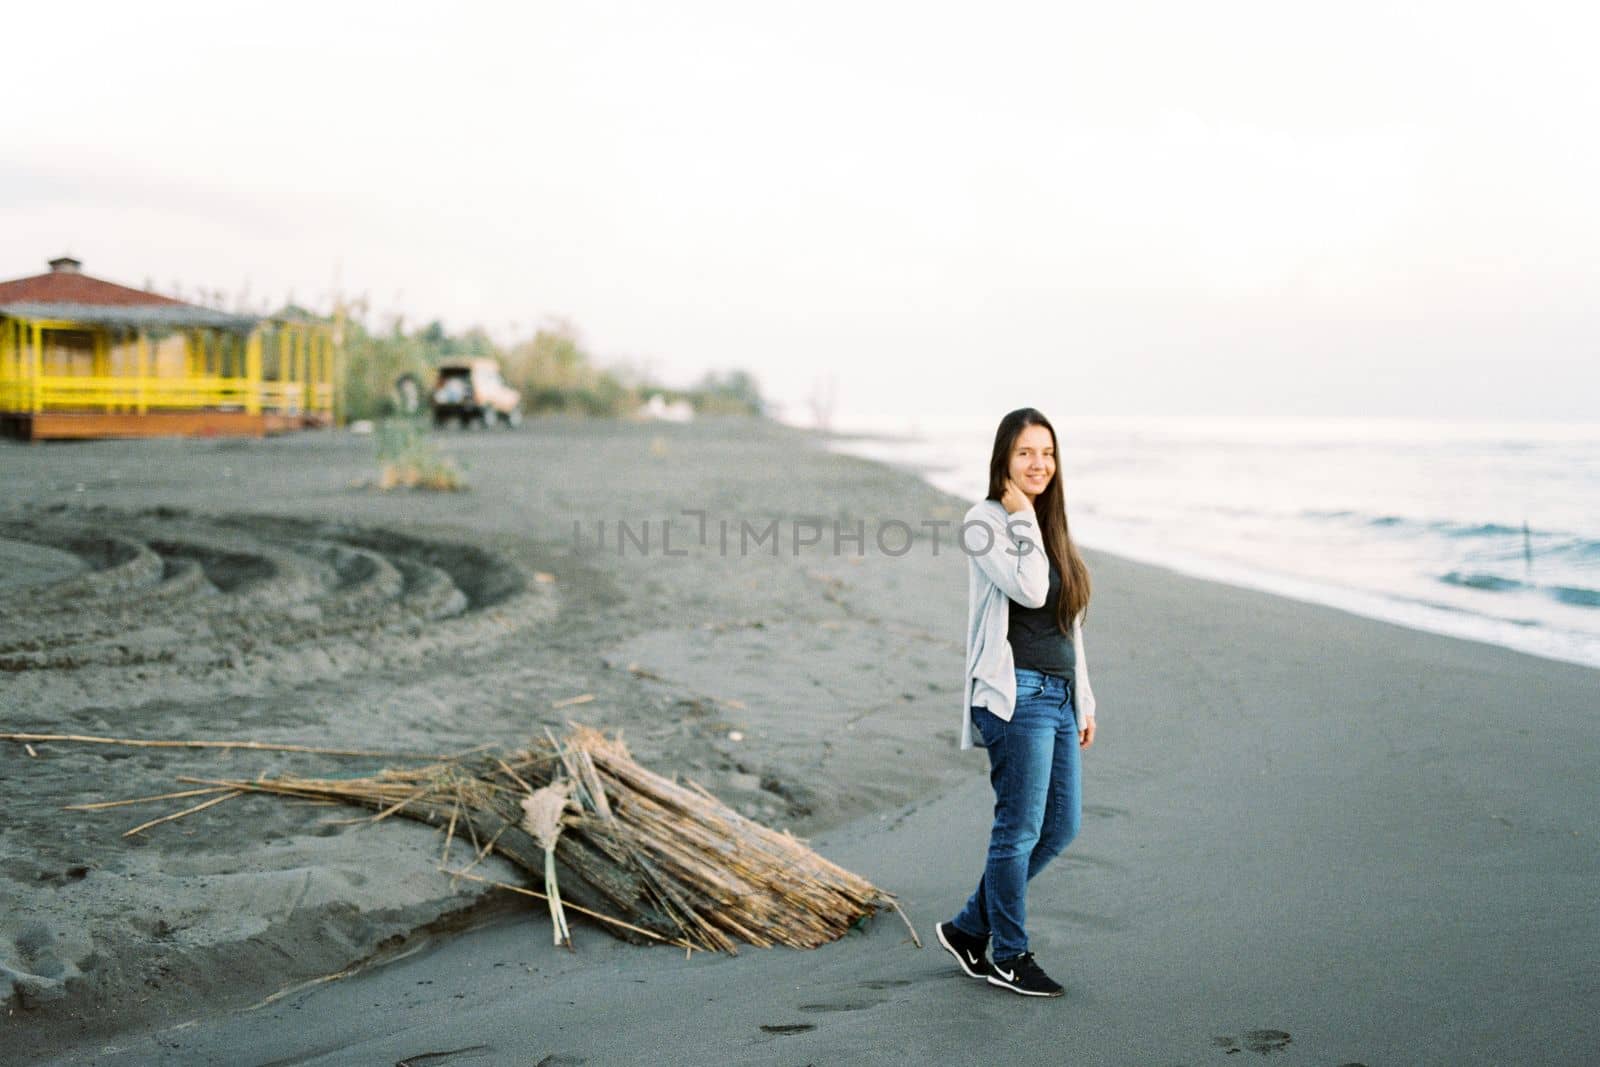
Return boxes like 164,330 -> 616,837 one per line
688,368 -> 765,415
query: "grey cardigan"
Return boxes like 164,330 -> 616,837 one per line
961,498 -> 1097,750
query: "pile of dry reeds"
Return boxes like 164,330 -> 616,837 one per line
157,724 -> 913,955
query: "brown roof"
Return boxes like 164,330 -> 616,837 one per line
0,268 -> 186,308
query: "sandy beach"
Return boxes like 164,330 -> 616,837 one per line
4,416 -> 1597,1066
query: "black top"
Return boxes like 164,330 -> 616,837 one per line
1007,559 -> 1074,681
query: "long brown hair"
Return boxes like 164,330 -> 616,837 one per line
986,407 -> 1092,630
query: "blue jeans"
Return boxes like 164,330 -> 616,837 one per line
949,667 -> 1082,961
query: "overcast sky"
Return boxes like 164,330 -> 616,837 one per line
3,1 -> 1595,422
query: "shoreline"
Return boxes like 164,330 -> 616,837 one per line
807,419 -> 1600,673
5,414 -> 1597,1065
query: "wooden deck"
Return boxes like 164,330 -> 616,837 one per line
2,410 -> 331,442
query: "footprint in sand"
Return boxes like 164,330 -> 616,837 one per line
798,996 -> 884,1013
1212,1029 -> 1292,1055
794,974 -> 915,1013
1083,802 -> 1128,820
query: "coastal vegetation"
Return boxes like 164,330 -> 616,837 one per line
373,416 -> 467,491
339,313 -> 765,422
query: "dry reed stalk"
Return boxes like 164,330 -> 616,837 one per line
368,783 -> 437,825
65,786 -> 232,811
495,757 -> 535,795
454,819 -> 514,879
562,725 -> 895,949
440,800 -> 461,864
441,868 -> 695,949
572,747 -> 613,820
123,790 -> 243,837
521,780 -> 575,948
100,725 -> 910,955
6,733 -> 459,760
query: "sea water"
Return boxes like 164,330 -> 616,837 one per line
803,413 -> 1600,671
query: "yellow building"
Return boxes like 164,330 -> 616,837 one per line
0,256 -> 341,440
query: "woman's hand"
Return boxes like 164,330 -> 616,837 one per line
1079,717 -> 1095,749
1000,477 -> 1031,514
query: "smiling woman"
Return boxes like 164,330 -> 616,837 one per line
939,406 -> 1098,999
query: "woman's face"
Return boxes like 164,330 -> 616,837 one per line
1009,423 -> 1056,500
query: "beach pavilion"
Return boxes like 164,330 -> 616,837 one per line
0,256 -> 341,441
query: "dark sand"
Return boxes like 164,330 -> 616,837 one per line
3,416 -> 1596,1066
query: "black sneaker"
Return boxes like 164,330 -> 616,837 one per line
987,952 -> 1064,997
935,921 -> 993,979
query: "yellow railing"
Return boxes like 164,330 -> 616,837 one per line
258,380 -> 334,414
0,315 -> 340,420
29,375 -> 258,412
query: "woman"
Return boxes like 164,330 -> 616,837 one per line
936,407 -> 1097,998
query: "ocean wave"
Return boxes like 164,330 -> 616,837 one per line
1306,508 -> 1593,550
1439,571 -> 1527,592
1552,537 -> 1600,560
1433,520 -> 1524,538
1325,511 -> 1483,532
1550,585 -> 1600,608
1437,571 -> 1600,609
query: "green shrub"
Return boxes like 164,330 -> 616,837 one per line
374,417 -> 466,491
